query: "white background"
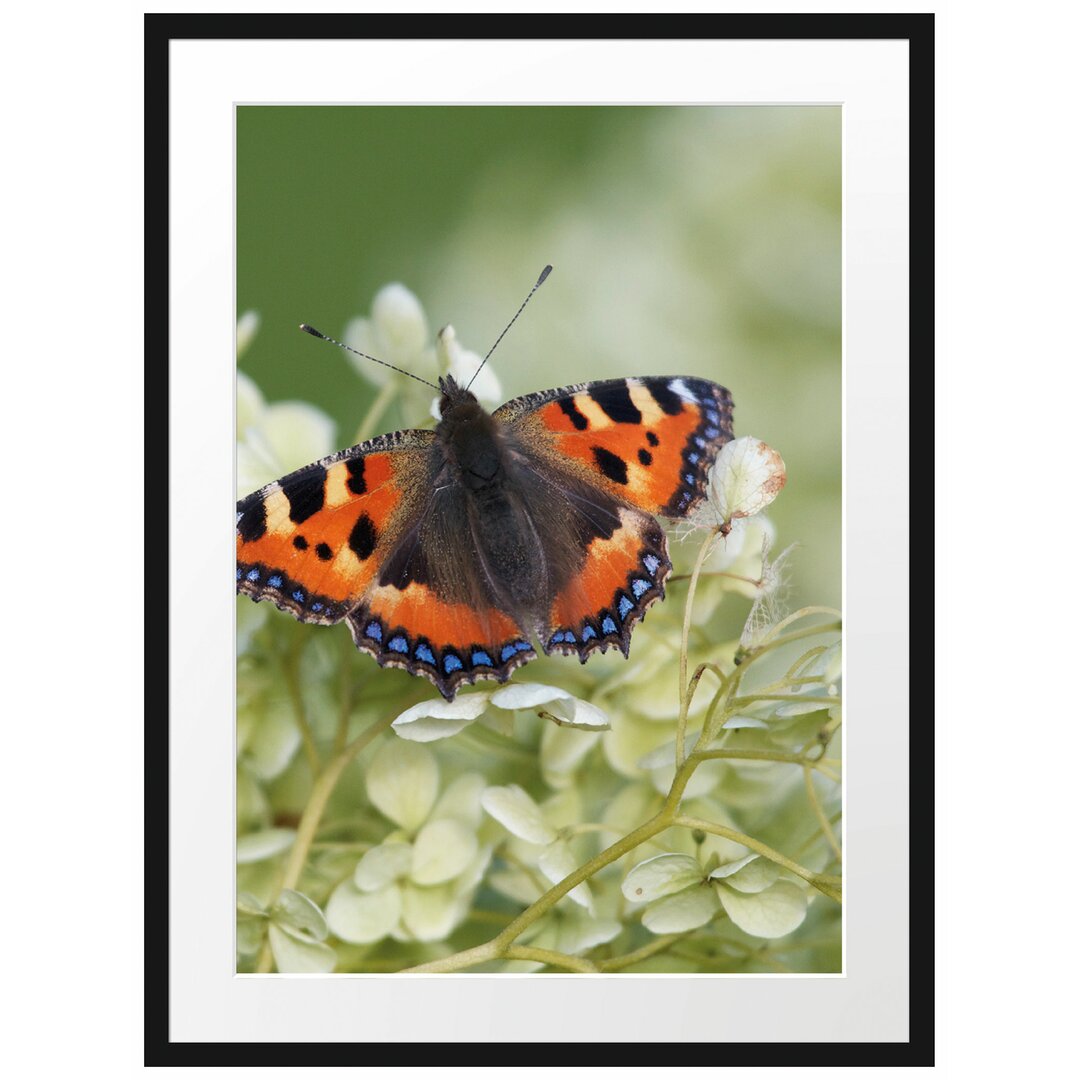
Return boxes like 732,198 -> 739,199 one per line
1,0 -> 1075,1074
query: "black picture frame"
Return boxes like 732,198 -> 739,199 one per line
146,12 -> 933,1066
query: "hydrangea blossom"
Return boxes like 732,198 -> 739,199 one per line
325,740 -> 491,944
343,283 -> 432,389
234,269 -> 841,974
237,888 -> 336,973
391,683 -> 609,743
622,850 -> 808,938
235,370 -> 336,496
433,323 -> 502,415
482,784 -> 595,912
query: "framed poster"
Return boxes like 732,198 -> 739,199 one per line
150,13 -> 931,1064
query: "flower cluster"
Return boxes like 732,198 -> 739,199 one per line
235,288 -> 841,975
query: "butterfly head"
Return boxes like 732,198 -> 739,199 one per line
436,374 -> 480,420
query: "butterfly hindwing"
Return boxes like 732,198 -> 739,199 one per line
347,589 -> 536,699
495,376 -> 734,520
541,504 -> 671,661
236,430 -> 435,625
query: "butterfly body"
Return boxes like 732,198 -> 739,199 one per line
238,374 -> 734,699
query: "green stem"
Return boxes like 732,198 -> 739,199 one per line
354,378 -> 398,443
743,621 -> 842,663
676,529 -> 719,766
598,934 -> 685,972
760,607 -> 842,644
694,747 -> 814,766
732,693 -> 840,707
396,940 -> 501,975
803,765 -> 842,862
692,745 -> 840,781
667,569 -> 760,586
495,815 -> 670,948
503,945 -> 600,973
793,809 -> 843,858
399,812 -> 673,974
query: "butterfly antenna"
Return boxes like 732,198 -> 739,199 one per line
299,324 -> 440,391
466,264 -> 552,391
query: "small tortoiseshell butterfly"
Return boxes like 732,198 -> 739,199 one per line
237,273 -> 734,699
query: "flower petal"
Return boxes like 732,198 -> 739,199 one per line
326,880 -> 402,945
354,841 -> 413,892
430,771 -> 487,827
372,283 -> 429,358
258,401 -> 336,475
541,697 -> 611,731
723,715 -> 770,730
538,839 -> 592,910
236,311 -> 261,358
236,827 -> 296,864
342,316 -> 394,387
709,854 -> 780,893
236,369 -> 265,429
437,324 -> 501,406
410,818 -> 480,886
555,911 -> 623,955
716,879 -> 807,938
490,682 -> 570,710
391,693 -> 490,742
540,724 -> 603,789
268,924 -> 336,973
272,889 -> 328,941
642,885 -> 720,933
241,698 -> 301,782
400,881 -> 467,942
481,784 -> 557,845
622,853 -> 704,903
488,868 -> 542,906
366,739 -> 439,832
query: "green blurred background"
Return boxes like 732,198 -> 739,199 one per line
237,106 -> 841,608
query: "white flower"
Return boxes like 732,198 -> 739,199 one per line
236,309 -> 260,357
692,436 -> 787,536
504,900 -> 622,972
235,370 -> 336,497
621,850 -> 808,938
342,283 -> 431,388
482,784 -> 593,912
432,323 -> 502,416
238,888 -> 336,973
390,693 -> 492,744
325,742 -> 489,945
391,683 -> 609,743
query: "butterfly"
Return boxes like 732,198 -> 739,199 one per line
237,302 -> 734,700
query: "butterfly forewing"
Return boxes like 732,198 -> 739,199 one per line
494,376 -> 734,519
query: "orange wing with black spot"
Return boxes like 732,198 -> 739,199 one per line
494,376 -> 734,660
495,376 -> 734,519
238,376 -> 734,696
236,429 -> 435,625
237,428 -> 535,699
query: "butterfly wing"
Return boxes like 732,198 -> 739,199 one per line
237,428 -> 535,699
236,429 -> 437,625
494,376 -> 734,659
494,376 -> 734,519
